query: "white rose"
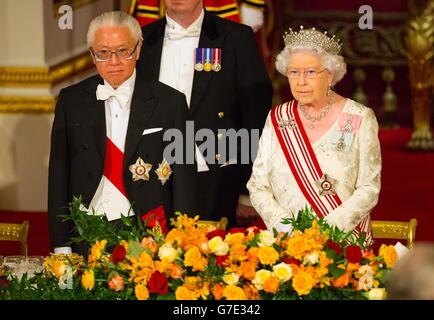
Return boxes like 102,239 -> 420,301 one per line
258,230 -> 276,247
366,288 -> 387,300
208,236 -> 229,256
272,263 -> 293,283
252,269 -> 272,290
158,243 -> 178,263
223,272 -> 240,285
303,252 -> 320,265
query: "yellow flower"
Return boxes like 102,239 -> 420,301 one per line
223,285 -> 247,300
184,276 -> 202,290
208,236 -> 229,256
263,276 -> 280,294
158,243 -> 178,263
292,266 -> 317,296
272,262 -> 293,283
225,233 -> 245,246
257,246 -> 279,266
184,246 -> 208,272
52,260 -> 67,279
175,285 -> 200,300
229,243 -> 247,261
88,239 -> 107,265
223,272 -> 240,285
81,269 -> 95,291
135,284 -> 149,300
252,269 -> 272,290
379,244 -> 398,268
366,288 -> 387,300
285,221 -> 328,260
125,252 -> 155,284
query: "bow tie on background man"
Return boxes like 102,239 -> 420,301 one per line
96,84 -> 130,108
166,24 -> 201,40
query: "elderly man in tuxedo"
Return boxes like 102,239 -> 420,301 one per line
137,0 -> 273,227
48,11 -> 190,255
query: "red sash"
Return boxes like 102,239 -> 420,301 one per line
270,101 -> 371,242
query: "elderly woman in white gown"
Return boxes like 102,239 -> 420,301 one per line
247,27 -> 381,244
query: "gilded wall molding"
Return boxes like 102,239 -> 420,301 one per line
0,51 -> 94,88
0,96 -> 55,113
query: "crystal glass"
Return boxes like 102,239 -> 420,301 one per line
3,255 -> 24,276
19,256 -> 44,279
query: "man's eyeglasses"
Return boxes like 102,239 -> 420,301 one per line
287,68 -> 327,79
90,41 -> 139,62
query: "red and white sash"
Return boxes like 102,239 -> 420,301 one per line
88,137 -> 133,221
270,101 -> 371,243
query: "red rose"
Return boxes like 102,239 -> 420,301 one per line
345,245 -> 363,263
215,255 -> 229,266
112,245 -> 126,264
281,257 -> 301,266
206,229 -> 226,240
148,271 -> 169,295
229,227 -> 247,234
327,240 -> 342,255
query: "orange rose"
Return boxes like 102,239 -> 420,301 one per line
211,283 -> 224,300
263,276 -> 280,294
141,237 -> 158,254
108,274 -> 125,291
167,263 -> 183,279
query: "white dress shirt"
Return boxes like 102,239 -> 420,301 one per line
159,10 -> 209,172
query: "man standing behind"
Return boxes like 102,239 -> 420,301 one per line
48,11 -> 190,255
137,0 -> 272,226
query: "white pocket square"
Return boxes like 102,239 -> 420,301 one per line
142,128 -> 163,135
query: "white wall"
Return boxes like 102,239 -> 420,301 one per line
0,114 -> 53,211
0,0 -> 45,66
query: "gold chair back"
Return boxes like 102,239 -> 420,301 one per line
0,221 -> 30,255
197,217 -> 229,231
371,218 -> 417,249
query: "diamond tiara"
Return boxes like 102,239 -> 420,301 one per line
283,26 -> 343,55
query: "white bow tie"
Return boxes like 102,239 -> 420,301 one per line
166,26 -> 201,40
96,84 -> 130,108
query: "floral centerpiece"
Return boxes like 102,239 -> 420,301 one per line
0,197 -> 397,300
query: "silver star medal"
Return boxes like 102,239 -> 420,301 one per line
155,159 -> 172,185
129,157 -> 152,182
278,117 -> 296,130
315,174 -> 337,196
